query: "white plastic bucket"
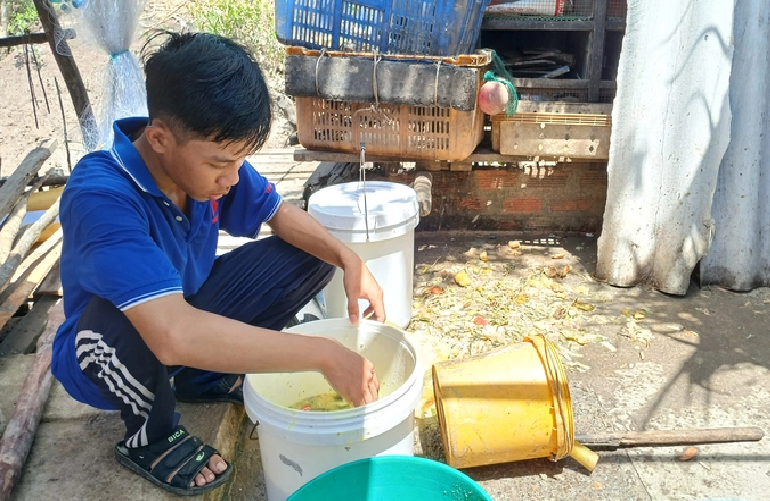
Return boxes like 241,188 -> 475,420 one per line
307,181 -> 419,329
244,319 -> 423,501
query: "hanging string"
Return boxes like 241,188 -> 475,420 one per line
482,50 -> 519,116
109,49 -> 131,61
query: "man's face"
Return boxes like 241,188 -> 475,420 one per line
145,119 -> 252,201
165,136 -> 248,201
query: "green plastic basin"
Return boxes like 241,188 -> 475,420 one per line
287,455 -> 492,501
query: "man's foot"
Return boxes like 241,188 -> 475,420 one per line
175,373 -> 244,405
114,425 -> 232,496
191,453 -> 228,487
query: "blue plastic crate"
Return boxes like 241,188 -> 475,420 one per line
275,0 -> 491,56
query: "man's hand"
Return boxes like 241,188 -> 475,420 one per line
319,339 -> 380,406
341,251 -> 385,324
266,203 -> 386,323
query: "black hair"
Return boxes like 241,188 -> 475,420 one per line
142,31 -> 271,154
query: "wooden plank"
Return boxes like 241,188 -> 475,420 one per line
0,139 -> 56,224
0,298 -> 58,357
0,232 -> 62,332
0,175 -> 67,189
449,162 -> 473,172
295,145 -> 607,164
27,187 -> 63,212
512,78 -> 589,90
514,101 -> 613,115
495,120 -> 611,159
0,199 -> 60,297
0,174 -> 50,264
33,223 -> 60,246
35,261 -> 61,298
588,0 -> 609,102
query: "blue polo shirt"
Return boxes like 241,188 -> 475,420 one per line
51,117 -> 283,408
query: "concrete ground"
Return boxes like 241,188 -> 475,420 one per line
0,353 -> 244,501
2,236 -> 768,501
221,234 -> 770,501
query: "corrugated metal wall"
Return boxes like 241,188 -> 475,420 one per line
596,0 -> 735,295
700,0 -> 770,291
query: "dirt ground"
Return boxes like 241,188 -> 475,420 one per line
0,0 -> 293,177
225,233 -> 770,501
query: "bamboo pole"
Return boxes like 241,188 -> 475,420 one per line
0,140 -> 56,222
0,172 -> 51,263
0,300 -> 64,501
0,199 -> 61,298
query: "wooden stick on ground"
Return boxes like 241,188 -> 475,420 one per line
0,299 -> 64,501
0,198 -> 60,298
575,426 -> 765,449
0,171 -> 51,263
0,139 -> 56,221
0,229 -> 62,332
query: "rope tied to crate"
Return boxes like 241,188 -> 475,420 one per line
483,50 -> 519,116
353,50 -> 394,126
314,48 -> 327,97
433,59 -> 442,106
372,50 -> 381,109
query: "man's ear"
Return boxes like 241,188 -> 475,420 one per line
144,118 -> 176,154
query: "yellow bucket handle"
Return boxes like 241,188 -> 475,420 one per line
527,335 -> 574,461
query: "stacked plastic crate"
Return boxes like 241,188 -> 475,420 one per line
276,0 -> 493,161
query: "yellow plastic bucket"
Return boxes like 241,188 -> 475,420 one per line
432,335 -> 574,469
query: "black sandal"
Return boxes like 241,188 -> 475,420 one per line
175,374 -> 244,405
114,425 -> 232,496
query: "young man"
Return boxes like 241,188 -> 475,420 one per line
51,31 -> 385,496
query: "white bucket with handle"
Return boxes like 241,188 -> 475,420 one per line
243,319 -> 423,501
307,180 -> 419,329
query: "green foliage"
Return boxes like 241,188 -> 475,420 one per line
8,0 -> 39,36
187,0 -> 284,77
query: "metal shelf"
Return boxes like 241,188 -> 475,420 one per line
481,17 -> 625,32
479,0 -> 626,103
481,18 -> 595,31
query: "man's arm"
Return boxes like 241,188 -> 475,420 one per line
65,185 -> 379,405
124,293 -> 380,406
266,202 -> 385,324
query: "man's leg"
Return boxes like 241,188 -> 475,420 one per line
76,296 -> 229,491
76,296 -> 175,448
174,235 -> 336,397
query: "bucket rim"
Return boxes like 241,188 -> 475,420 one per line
244,319 -> 423,441
307,181 -> 420,235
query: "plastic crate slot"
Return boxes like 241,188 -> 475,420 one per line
278,0 -> 490,55
340,2 -> 384,51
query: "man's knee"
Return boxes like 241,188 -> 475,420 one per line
79,296 -> 131,332
77,295 -> 156,363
